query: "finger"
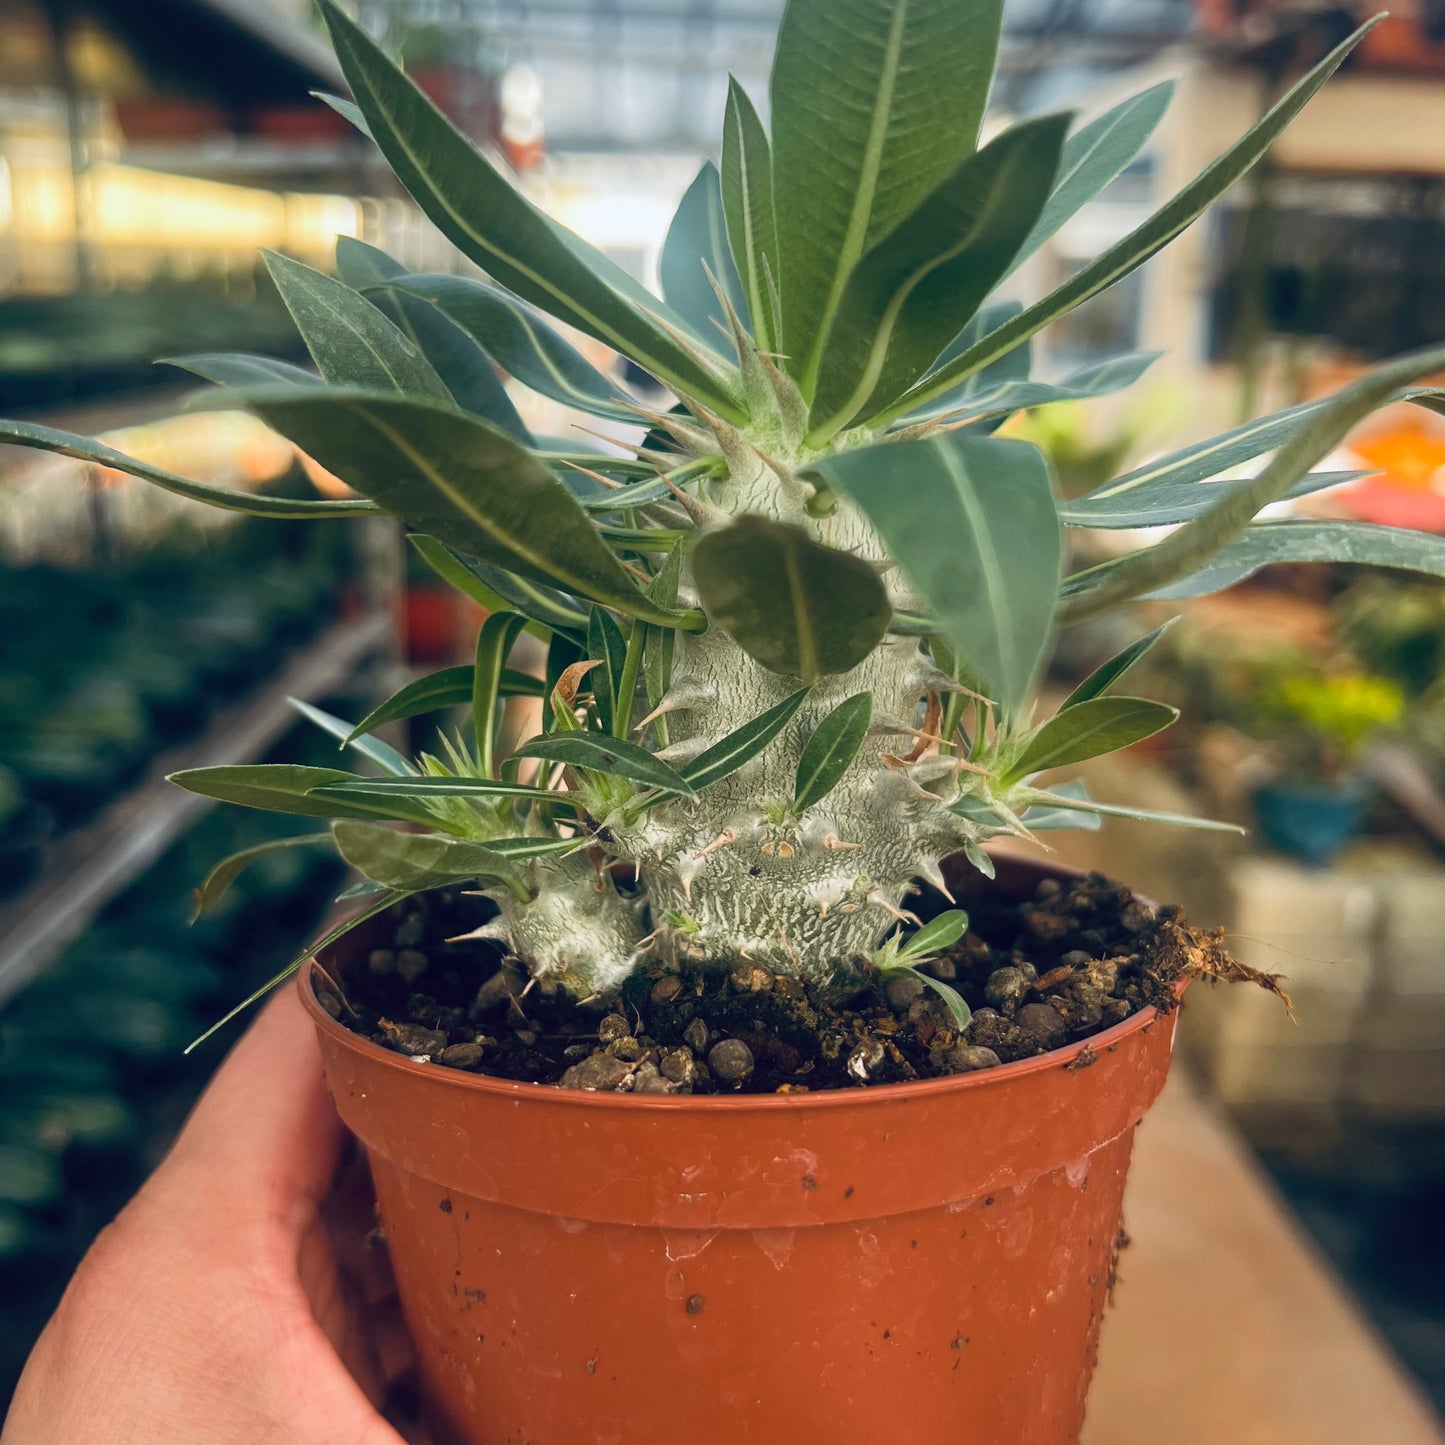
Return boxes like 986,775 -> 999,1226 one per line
161,986 -> 343,1222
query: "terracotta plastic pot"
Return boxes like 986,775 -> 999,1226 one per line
301,857 -> 1181,1445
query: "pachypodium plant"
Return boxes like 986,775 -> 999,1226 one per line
8,0 -> 1445,1026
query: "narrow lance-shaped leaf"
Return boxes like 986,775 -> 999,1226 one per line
347,663 -> 543,743
312,777 -> 580,807
808,113 -> 1069,438
811,432 -> 1061,715
163,353 -> 321,389
332,822 -> 540,895
474,611 -> 529,776
895,909 -> 969,964
893,300 -> 1029,425
874,20 -> 1382,424
1060,468 -> 1364,530
512,733 -> 696,796
770,0 -> 1005,384
262,250 -> 451,401
1015,786 -> 1244,835
1059,340 -> 1445,620
1133,521 -> 1445,600
1018,778 -> 1103,832
240,388 -> 702,629
681,688 -> 811,793
660,161 -> 750,344
1061,618 -> 1179,709
0,417 -> 379,519
168,765 -> 442,827
317,0 -> 746,421
1002,697 -> 1178,785
720,77 -> 778,351
904,350 -> 1159,433
325,238 -> 534,441
386,274 -> 640,425
692,516 -> 891,683
190,834 -> 332,922
290,697 -> 413,776
1059,385 -> 1442,521
185,888 -> 414,1053
410,536 -> 588,640
1003,81 -> 1175,278
586,607 -> 630,737
793,691 -> 873,813
642,543 -> 684,729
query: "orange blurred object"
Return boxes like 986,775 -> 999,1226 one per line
1341,424 -> 1445,532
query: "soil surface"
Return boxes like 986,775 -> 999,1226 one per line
319,872 -> 1277,1095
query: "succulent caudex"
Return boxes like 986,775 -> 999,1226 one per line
7,0 -> 1445,1014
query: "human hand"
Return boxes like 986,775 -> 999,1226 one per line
2,989 -> 423,1444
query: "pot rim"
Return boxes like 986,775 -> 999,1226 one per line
299,959 -> 1171,1116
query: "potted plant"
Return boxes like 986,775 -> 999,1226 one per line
1249,665 -> 1404,865
5,2 -> 1445,1440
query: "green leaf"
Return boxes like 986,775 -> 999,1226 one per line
313,90 -> 372,139
793,691 -> 873,812
721,77 -> 778,352
513,734 -> 696,796
876,20 -> 1381,424
334,234 -> 407,287
240,389 -> 700,628
0,417 -> 380,520
642,543 -> 684,726
682,688 -> 811,793
261,250 -> 451,401
168,765 -> 441,827
896,908 -> 969,963
1130,521 -> 1445,600
348,663 -> 542,742
660,161 -> 750,345
289,697 -> 413,776
1019,779 -> 1103,833
1058,342 -> 1445,620
185,888 -> 414,1054
1060,468 -> 1364,530
876,959 -> 971,1029
163,353 -> 321,388
190,834 -> 332,922
311,777 -> 578,806
333,822 -> 536,894
586,607 -> 630,737
1017,787 -> 1244,835
811,432 -> 1060,714
692,516 -> 891,683
474,611 -> 529,775
808,113 -> 1069,437
1061,619 -> 1179,709
386,274 -> 638,425
770,0 -> 1004,385
904,350 -> 1159,431
339,239 -> 528,439
409,535 -> 588,639
317,0 -> 745,420
894,300 -> 1029,424
1004,82 -> 1174,278
1003,697 -> 1178,785
1059,384 -> 1443,520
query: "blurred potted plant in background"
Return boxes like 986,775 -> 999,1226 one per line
1249,663 -> 1404,865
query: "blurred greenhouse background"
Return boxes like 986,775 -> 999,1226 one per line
1,0 -> 1444,1435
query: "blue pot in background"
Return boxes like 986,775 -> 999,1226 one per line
1251,779 -> 1368,868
